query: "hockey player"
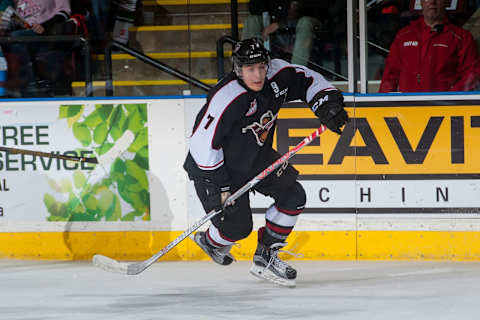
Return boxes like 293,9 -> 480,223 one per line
183,38 -> 348,287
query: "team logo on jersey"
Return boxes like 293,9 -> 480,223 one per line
242,110 -> 278,146
245,99 -> 258,116
270,81 -> 288,98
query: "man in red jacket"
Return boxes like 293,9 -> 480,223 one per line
379,0 -> 479,92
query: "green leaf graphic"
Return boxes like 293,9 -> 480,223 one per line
124,104 -> 143,114
124,175 -> 143,192
60,179 -> 72,193
127,190 -> 147,212
44,194 -> 67,217
110,158 -> 126,182
127,109 -> 144,134
121,210 -> 143,221
93,122 -> 108,144
128,127 -> 148,153
71,212 -> 96,221
140,190 -> 150,208
83,194 -> 97,211
96,104 -> 114,120
138,104 -> 148,122
84,109 -> 103,129
98,189 -> 114,212
47,103 -> 150,222
108,105 -> 122,132
67,192 -> 81,212
126,160 -> 148,189
110,107 -> 127,141
107,196 -> 122,221
96,143 -> 113,156
59,105 -> 83,119
73,122 -> 92,146
73,170 -> 86,189
47,178 -> 62,193
44,193 -> 56,212
134,146 -> 149,170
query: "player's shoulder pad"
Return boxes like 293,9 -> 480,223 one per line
267,58 -> 296,79
207,79 -> 248,116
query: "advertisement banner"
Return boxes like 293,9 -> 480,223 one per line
250,98 -> 480,216
275,102 -> 480,178
2,96 -> 480,261
0,102 -> 150,222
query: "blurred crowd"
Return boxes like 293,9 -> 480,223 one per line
243,0 -> 480,92
0,0 -> 479,98
0,0 -> 139,98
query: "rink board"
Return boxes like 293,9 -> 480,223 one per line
1,94 -> 480,260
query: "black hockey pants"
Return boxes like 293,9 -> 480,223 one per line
207,150 -> 307,242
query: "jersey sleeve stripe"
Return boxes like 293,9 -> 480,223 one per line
197,159 -> 224,170
208,224 -> 236,246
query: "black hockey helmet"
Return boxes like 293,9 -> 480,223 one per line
232,38 -> 270,77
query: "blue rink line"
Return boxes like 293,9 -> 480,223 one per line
1,91 -> 480,102
355,91 -> 480,97
0,95 -> 209,102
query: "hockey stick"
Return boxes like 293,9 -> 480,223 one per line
0,146 -> 99,164
93,124 -> 327,275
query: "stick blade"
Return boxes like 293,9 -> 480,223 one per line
92,254 -> 129,274
126,262 -> 148,275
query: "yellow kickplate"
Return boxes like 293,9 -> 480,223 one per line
357,231 -> 480,261
0,231 -> 355,261
4,230 -> 479,261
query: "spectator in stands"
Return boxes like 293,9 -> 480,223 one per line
241,0 -> 326,66
0,0 -> 72,97
85,0 -> 139,52
379,0 -> 479,92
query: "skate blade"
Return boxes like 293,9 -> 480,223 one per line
190,233 -> 234,266
249,264 -> 296,288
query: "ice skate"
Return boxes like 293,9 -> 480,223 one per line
193,231 -> 234,266
250,241 -> 297,288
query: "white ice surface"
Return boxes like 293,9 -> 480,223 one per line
1,259 -> 480,320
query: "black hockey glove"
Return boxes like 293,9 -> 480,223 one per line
309,90 -> 349,134
193,178 -> 235,217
